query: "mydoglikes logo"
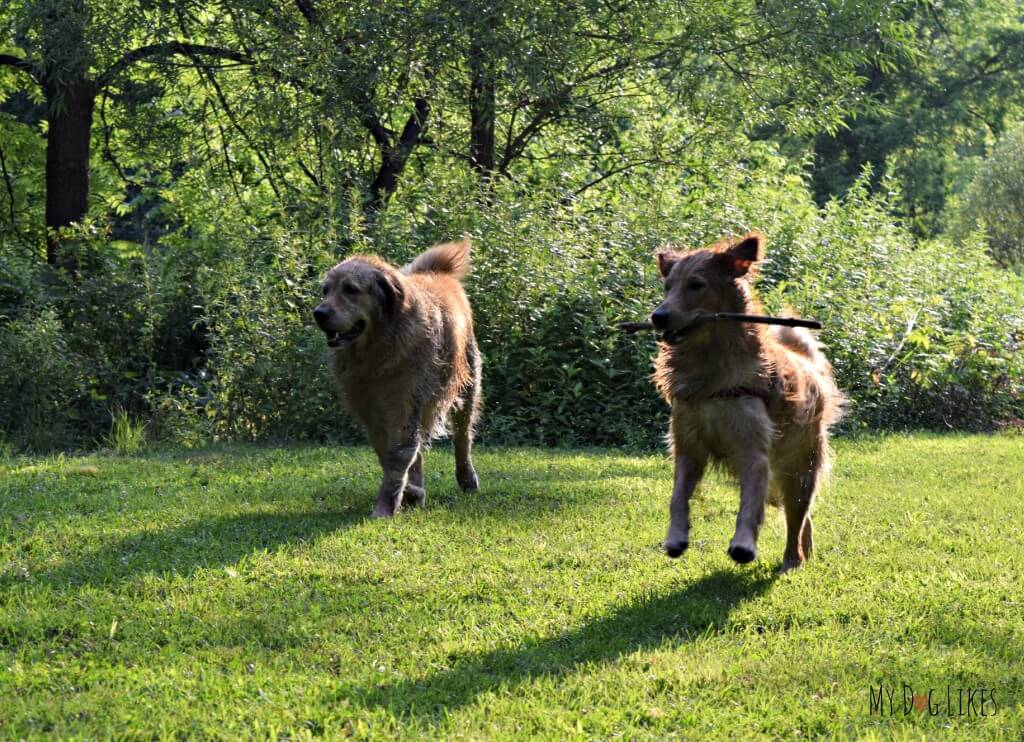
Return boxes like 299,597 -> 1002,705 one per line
869,683 -> 998,717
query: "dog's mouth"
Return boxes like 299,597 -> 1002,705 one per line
661,326 -> 696,344
325,319 -> 366,348
660,313 -> 715,344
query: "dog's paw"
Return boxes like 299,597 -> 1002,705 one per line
664,539 -> 689,558
778,557 -> 804,574
403,484 -> 427,508
457,466 -> 479,492
727,542 -> 757,565
371,505 -> 396,519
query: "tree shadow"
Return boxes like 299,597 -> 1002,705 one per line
18,508 -> 365,591
352,568 -> 776,720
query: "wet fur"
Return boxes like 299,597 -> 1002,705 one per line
316,240 -> 482,517
651,232 -> 842,571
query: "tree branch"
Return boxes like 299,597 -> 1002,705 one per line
294,0 -> 319,25
570,160 -> 654,198
0,140 -> 17,225
98,42 -> 254,88
0,54 -> 39,86
193,58 -> 283,200
366,93 -> 431,213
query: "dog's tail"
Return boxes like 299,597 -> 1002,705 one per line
404,239 -> 471,279
774,324 -> 821,361
774,322 -> 845,430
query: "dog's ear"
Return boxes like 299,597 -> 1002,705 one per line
718,232 -> 764,277
375,270 -> 404,316
656,250 -> 679,278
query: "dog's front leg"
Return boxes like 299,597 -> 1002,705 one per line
666,453 -> 704,558
728,454 -> 769,564
404,451 -> 426,507
372,436 -> 420,518
371,405 -> 423,518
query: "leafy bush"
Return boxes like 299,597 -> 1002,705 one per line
0,308 -> 88,451
949,125 -> 1024,270
758,178 -> 1024,430
2,160 -> 1022,451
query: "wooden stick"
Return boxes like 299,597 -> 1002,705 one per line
618,312 -> 822,336
715,313 -> 822,330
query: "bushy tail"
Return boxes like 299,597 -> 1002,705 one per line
774,325 -> 820,361
774,324 -> 845,430
404,239 -> 471,278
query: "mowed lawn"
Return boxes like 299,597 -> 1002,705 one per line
1,436 -> 1022,740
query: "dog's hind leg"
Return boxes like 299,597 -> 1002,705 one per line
665,453 -> 704,558
801,515 -> 813,559
778,473 -> 812,572
779,447 -> 821,572
452,343 -> 481,492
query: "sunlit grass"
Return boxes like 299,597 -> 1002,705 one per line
1,435 -> 1021,739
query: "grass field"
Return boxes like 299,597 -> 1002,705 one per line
1,435 -> 1022,740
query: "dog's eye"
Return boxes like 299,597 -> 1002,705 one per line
342,283 -> 360,295
321,285 -> 329,296
686,279 -> 706,291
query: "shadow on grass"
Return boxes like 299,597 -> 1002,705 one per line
24,508 -> 365,591
353,568 -> 775,720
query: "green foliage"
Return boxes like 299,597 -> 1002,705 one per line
802,0 -> 1024,235
950,124 -> 1024,269
104,406 -> 147,454
3,155 -> 1023,450
0,307 -> 87,450
758,175 -> 1024,430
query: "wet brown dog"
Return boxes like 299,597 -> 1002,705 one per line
650,232 -> 842,571
314,239 -> 481,517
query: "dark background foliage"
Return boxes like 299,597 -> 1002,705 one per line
2,0 -> 1023,451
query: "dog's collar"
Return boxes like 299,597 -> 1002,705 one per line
683,386 -> 770,402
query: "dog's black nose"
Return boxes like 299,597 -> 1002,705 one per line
650,308 -> 670,329
313,305 -> 332,327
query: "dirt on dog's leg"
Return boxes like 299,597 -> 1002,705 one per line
666,453 -> 704,558
404,451 -> 426,507
728,454 -> 769,564
452,344 -> 481,492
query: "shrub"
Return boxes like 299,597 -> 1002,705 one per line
0,308 -> 88,450
950,125 -> 1024,270
2,157 -> 1022,450
758,178 -> 1024,430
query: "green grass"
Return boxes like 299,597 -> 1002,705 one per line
1,435 -> 1022,740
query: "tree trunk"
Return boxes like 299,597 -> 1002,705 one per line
365,96 -> 430,216
44,78 -> 96,270
468,43 -> 496,178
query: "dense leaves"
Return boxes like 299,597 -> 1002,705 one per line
1,1 -> 1023,450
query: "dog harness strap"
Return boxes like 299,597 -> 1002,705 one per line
705,387 -> 770,401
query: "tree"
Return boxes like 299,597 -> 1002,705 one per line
0,0 -> 252,269
951,124 -> 1024,269
1,0 -> 919,260
804,0 -> 1024,235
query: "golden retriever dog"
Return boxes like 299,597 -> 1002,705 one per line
650,232 -> 842,571
313,239 -> 481,517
